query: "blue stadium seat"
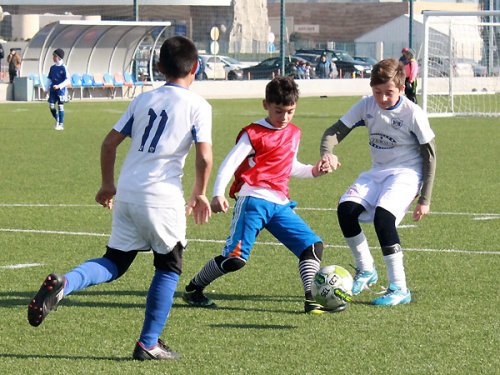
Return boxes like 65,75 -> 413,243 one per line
123,71 -> 145,97
29,73 -> 43,100
70,73 -> 83,99
102,73 -> 116,98
81,73 -> 95,98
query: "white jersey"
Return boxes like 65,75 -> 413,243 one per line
113,83 -> 212,207
341,95 -> 434,171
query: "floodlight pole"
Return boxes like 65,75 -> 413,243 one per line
280,0 -> 285,76
134,0 -> 139,22
409,0 -> 413,49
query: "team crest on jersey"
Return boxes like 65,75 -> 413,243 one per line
391,118 -> 403,129
369,133 -> 396,149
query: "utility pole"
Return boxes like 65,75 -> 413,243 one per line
134,0 -> 139,22
409,0 -> 413,49
280,0 -> 285,76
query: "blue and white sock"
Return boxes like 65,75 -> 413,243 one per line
49,103 -> 57,120
58,104 -> 64,125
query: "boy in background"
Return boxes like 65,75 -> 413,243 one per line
48,49 -> 70,130
28,36 -> 213,360
320,58 -> 436,306
183,77 -> 342,314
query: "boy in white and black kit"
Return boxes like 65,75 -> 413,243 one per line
320,58 -> 436,306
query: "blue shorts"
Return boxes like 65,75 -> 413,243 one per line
222,196 -> 321,260
48,89 -> 67,104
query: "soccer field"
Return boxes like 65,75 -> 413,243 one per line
0,98 -> 498,374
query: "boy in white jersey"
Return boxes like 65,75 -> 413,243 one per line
320,58 -> 436,306
183,77 -> 342,314
27,36 -> 213,360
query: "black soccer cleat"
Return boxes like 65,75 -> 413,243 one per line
132,339 -> 181,361
28,273 -> 65,327
304,299 -> 348,314
182,288 -> 217,308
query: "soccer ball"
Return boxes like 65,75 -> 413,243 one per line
311,265 -> 353,310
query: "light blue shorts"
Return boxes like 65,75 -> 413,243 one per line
222,196 -> 321,260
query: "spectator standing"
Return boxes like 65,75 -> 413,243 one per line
304,62 -> 312,79
315,54 -> 333,79
0,43 -> 4,81
7,48 -> 21,83
296,60 -> 306,79
401,48 -> 419,104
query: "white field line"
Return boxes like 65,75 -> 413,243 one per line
0,203 -> 499,218
0,263 -> 44,269
0,228 -> 499,255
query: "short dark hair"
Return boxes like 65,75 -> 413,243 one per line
370,58 -> 405,88
159,36 -> 198,79
265,77 -> 299,106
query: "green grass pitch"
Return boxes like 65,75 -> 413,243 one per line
0,97 -> 498,374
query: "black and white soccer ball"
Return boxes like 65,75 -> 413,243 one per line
311,265 -> 353,310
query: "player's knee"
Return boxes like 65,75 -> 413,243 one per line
215,255 -> 246,273
374,207 -> 400,247
153,242 -> 184,275
103,247 -> 138,279
337,201 -> 364,237
299,242 -> 324,262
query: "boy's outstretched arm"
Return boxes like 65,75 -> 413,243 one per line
413,138 -> 437,221
211,195 -> 229,214
186,142 -> 213,224
319,120 -> 352,170
95,129 -> 126,209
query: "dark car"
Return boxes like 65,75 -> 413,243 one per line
229,56 -> 307,80
353,56 -> 378,67
295,49 -> 371,78
293,53 -> 339,78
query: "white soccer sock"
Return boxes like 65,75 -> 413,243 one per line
345,232 -> 374,271
383,252 -> 407,292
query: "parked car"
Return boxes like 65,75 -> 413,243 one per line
457,58 -> 487,77
422,56 -> 474,77
292,53 -> 339,78
295,48 -> 371,78
218,55 -> 250,71
198,54 -> 228,80
353,56 -> 378,67
230,56 -> 307,80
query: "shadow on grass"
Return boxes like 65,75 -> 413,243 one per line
0,353 -> 131,361
1,290 -> 416,310
0,290 -> 305,315
209,323 -> 297,330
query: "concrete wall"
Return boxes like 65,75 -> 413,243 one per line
0,78 -> 372,102
2,76 -> 498,102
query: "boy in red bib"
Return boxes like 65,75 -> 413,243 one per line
183,77 -> 341,314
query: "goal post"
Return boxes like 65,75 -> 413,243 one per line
421,10 -> 500,117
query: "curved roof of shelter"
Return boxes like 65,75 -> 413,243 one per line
21,20 -> 171,88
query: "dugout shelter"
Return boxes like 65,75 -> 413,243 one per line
20,20 -> 172,91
